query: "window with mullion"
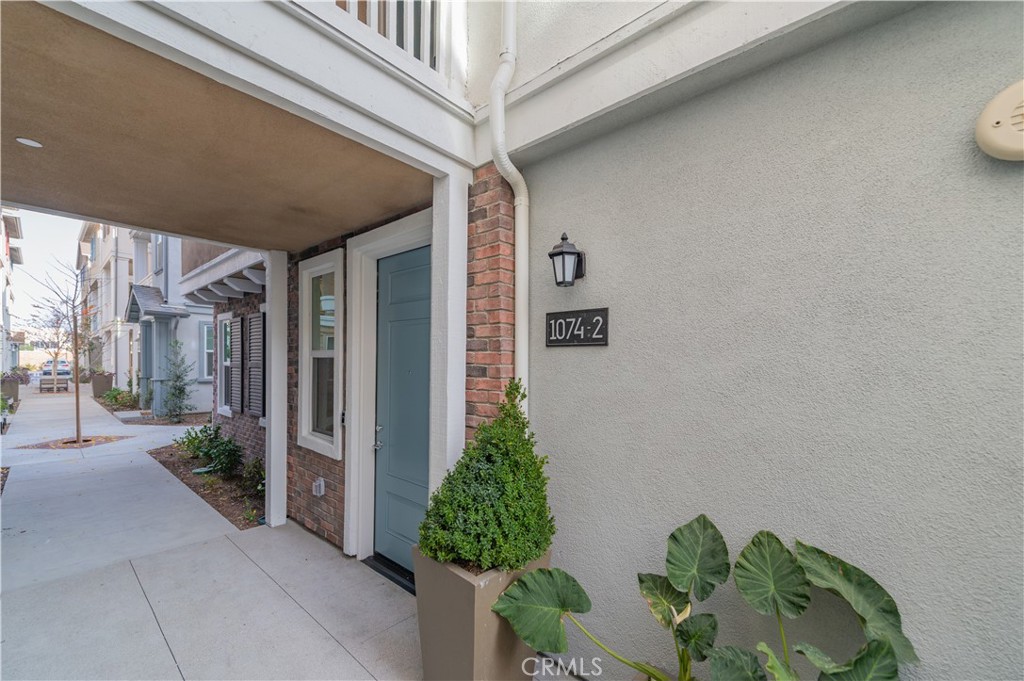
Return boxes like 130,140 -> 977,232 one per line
298,250 -> 343,458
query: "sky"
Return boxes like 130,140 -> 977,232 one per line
9,209 -> 84,326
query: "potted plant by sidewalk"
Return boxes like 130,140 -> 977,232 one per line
90,369 -> 114,398
414,379 -> 556,681
1,368 -> 30,403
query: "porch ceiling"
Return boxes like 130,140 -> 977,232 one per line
0,2 -> 433,252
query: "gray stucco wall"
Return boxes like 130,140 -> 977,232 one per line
524,3 -> 1023,679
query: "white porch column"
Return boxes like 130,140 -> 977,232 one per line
264,249 -> 288,526
429,168 -> 471,491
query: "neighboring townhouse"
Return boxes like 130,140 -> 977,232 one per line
178,243 -> 266,465
2,2 -> 1022,677
0,208 -> 24,374
75,222 -> 134,386
124,231 -> 214,415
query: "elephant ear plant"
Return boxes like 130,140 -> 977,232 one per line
493,515 -> 917,681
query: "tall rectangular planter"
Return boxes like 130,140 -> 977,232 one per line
91,374 -> 114,398
413,546 -> 550,681
1,381 -> 19,403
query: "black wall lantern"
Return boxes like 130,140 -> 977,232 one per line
548,233 -> 586,287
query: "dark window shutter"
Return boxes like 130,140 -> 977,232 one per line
230,317 -> 243,413
246,313 -> 265,417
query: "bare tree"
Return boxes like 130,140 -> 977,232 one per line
29,306 -> 72,378
28,260 -> 89,446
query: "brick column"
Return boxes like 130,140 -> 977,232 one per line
466,164 -> 516,439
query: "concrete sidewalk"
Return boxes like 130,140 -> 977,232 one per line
1,381 -> 192,465
1,525 -> 420,680
0,384 -> 421,680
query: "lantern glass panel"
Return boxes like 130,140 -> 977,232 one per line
561,253 -> 577,285
552,257 -> 565,285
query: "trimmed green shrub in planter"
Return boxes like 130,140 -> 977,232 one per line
415,380 -> 556,681
419,378 -> 555,572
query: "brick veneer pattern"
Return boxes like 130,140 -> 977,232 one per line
212,291 -> 266,466
466,163 -> 517,441
286,251 -> 344,547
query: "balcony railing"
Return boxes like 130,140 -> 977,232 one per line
335,0 -> 447,77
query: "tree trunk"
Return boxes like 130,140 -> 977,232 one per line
72,314 -> 82,446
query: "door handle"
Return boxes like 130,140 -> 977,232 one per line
373,440 -> 383,451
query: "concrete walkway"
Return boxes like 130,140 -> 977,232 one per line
1,386 -> 420,680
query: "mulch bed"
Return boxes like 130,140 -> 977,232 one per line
1,467 -> 8,495
120,413 -> 211,426
148,444 -> 263,531
16,435 -> 132,450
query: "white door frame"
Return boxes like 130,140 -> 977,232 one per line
344,170 -> 469,561
344,209 -> 432,560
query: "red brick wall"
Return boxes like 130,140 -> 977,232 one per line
286,249 -> 345,547
466,164 -> 517,440
212,291 -> 266,466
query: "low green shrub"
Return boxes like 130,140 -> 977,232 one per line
418,379 -> 555,572
175,424 -> 220,459
173,423 -> 242,476
207,436 -> 243,477
241,458 -> 265,498
102,387 -> 139,410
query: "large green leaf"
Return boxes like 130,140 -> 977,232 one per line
735,532 -> 810,618
638,573 -> 690,629
820,641 -> 898,681
666,515 -> 731,601
757,642 -> 799,681
675,613 -> 718,662
794,643 -> 853,674
492,568 -> 592,653
709,646 -> 768,681
795,542 -> 918,664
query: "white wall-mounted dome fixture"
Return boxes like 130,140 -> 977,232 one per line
975,80 -> 1024,161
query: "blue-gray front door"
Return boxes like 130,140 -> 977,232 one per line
374,245 -> 431,572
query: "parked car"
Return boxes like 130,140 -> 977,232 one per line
41,359 -> 72,377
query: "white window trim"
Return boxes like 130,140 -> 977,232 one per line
298,249 -> 344,459
198,321 -> 214,382
216,312 -> 233,417
259,302 -> 267,429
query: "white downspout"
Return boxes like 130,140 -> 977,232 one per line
490,0 -> 529,412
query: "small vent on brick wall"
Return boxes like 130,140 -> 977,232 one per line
313,477 -> 326,497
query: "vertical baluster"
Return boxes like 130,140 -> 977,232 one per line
435,0 -> 449,78
403,0 -> 415,57
387,0 -> 398,44
366,0 -> 378,32
420,0 -> 432,68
